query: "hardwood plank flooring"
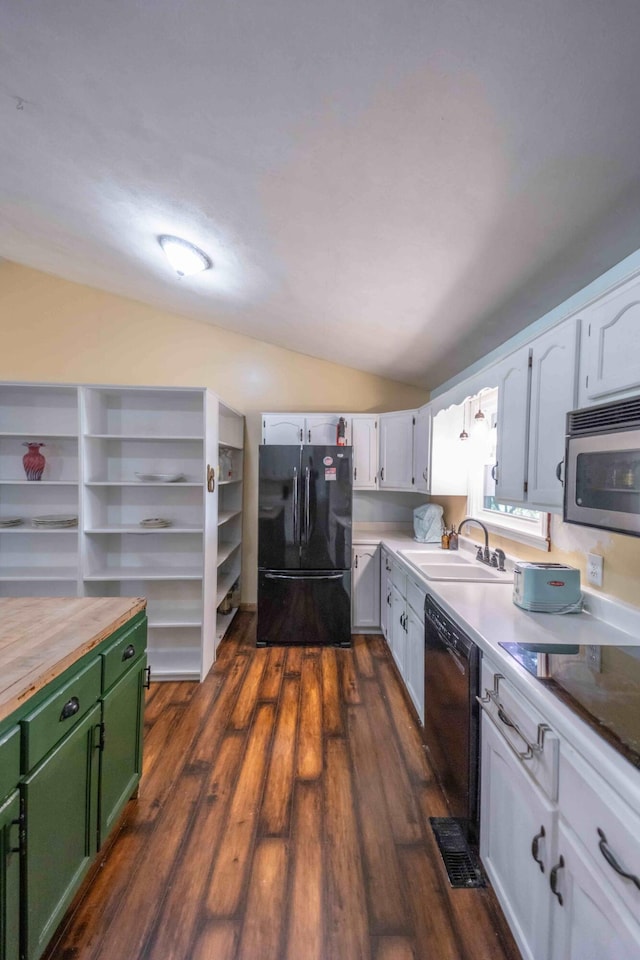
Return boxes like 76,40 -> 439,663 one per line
45,613 -> 521,960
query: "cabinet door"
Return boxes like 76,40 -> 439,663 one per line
413,404 -> 431,494
495,346 -> 530,505
351,547 -> 380,630
305,415 -> 347,445
100,657 -> 146,845
262,415 -> 304,444
405,603 -> 424,723
351,417 -> 378,489
23,703 -> 101,960
0,791 -> 20,960
527,319 -> 578,508
480,713 -> 555,960
390,582 -> 406,675
582,277 -> 640,403
380,551 -> 392,642
379,411 -> 415,490
550,821 -> 640,960
203,390 -> 219,672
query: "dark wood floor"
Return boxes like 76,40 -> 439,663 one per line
47,613 -> 520,960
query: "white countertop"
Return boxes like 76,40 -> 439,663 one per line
354,523 -> 640,812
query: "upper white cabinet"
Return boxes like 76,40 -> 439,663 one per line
495,319 -> 579,510
379,410 -> 415,490
0,381 -> 244,682
578,273 -> 640,405
261,413 -> 349,445
350,415 -> 378,489
413,403 -> 431,494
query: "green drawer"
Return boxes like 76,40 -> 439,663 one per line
22,658 -> 102,773
0,725 -> 20,802
102,618 -> 146,692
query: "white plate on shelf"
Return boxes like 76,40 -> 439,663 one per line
135,472 -> 185,483
32,514 -> 78,527
0,517 -> 24,527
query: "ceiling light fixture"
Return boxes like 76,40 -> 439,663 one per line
158,235 -> 212,277
459,401 -> 469,441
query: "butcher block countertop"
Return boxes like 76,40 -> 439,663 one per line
0,596 -> 146,724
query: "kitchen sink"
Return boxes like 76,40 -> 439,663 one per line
398,549 -> 513,583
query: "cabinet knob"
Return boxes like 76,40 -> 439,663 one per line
122,643 -> 136,661
60,696 -> 80,721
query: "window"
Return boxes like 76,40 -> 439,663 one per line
465,390 -> 550,550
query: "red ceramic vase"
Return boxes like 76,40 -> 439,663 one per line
22,442 -> 46,481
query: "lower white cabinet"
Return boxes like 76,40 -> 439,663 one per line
481,712 -> 555,960
351,544 -> 380,631
480,654 -> 640,960
382,552 -> 425,723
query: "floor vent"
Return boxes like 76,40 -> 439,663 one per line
429,817 -> 486,889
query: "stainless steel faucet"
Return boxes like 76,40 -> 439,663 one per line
458,516 -> 491,563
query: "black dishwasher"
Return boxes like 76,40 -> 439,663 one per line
423,593 -> 480,844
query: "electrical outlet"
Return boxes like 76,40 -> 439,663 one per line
586,553 -> 603,587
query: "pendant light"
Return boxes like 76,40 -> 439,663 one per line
474,395 -> 486,426
459,401 -> 469,440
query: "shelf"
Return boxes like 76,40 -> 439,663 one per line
84,566 -> 203,581
0,568 -> 78,581
0,527 -> 78,534
0,432 -> 78,439
85,525 -> 203,534
216,570 -> 240,605
596,487 -> 640,494
217,541 -> 241,566
85,433 -> 204,441
148,617 -> 203,629
0,480 -> 78,486
218,479 -> 242,486
218,510 -> 242,526
85,481 -> 201,487
216,607 -> 239,642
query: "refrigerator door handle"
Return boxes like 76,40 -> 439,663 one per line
305,466 -> 310,543
264,572 -> 344,580
292,467 -> 298,543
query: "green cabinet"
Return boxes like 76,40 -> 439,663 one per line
100,654 -> 146,844
0,608 -> 147,960
23,704 -> 101,960
0,791 -> 20,960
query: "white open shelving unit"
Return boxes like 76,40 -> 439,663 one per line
0,381 -> 244,682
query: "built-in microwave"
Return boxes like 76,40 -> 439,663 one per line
564,395 -> 640,536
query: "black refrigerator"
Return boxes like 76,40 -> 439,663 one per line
257,445 -> 352,647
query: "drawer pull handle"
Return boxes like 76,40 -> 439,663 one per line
531,826 -> 546,873
122,644 -> 136,661
597,828 -> 640,890
60,696 -> 80,721
144,665 -> 152,690
550,855 -> 564,905
476,675 -> 551,763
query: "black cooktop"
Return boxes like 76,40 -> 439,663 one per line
499,641 -> 640,769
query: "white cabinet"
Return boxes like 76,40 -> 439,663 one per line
350,416 -> 378,489
380,547 -> 392,642
0,381 -> 243,682
412,403 -> 431,494
578,273 -> 640,405
261,413 -> 349,445
216,404 -> 244,652
481,712 -> 555,960
495,319 -> 579,509
351,544 -> 380,631
549,821 -> 640,960
480,654 -> 640,960
379,410 -> 415,490
381,552 -> 425,722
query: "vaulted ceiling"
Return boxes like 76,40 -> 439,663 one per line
2,0 -> 640,388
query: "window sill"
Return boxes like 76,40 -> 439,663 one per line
474,514 -> 550,551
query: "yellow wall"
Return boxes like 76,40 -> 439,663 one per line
0,261 -> 428,601
431,496 -> 640,609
